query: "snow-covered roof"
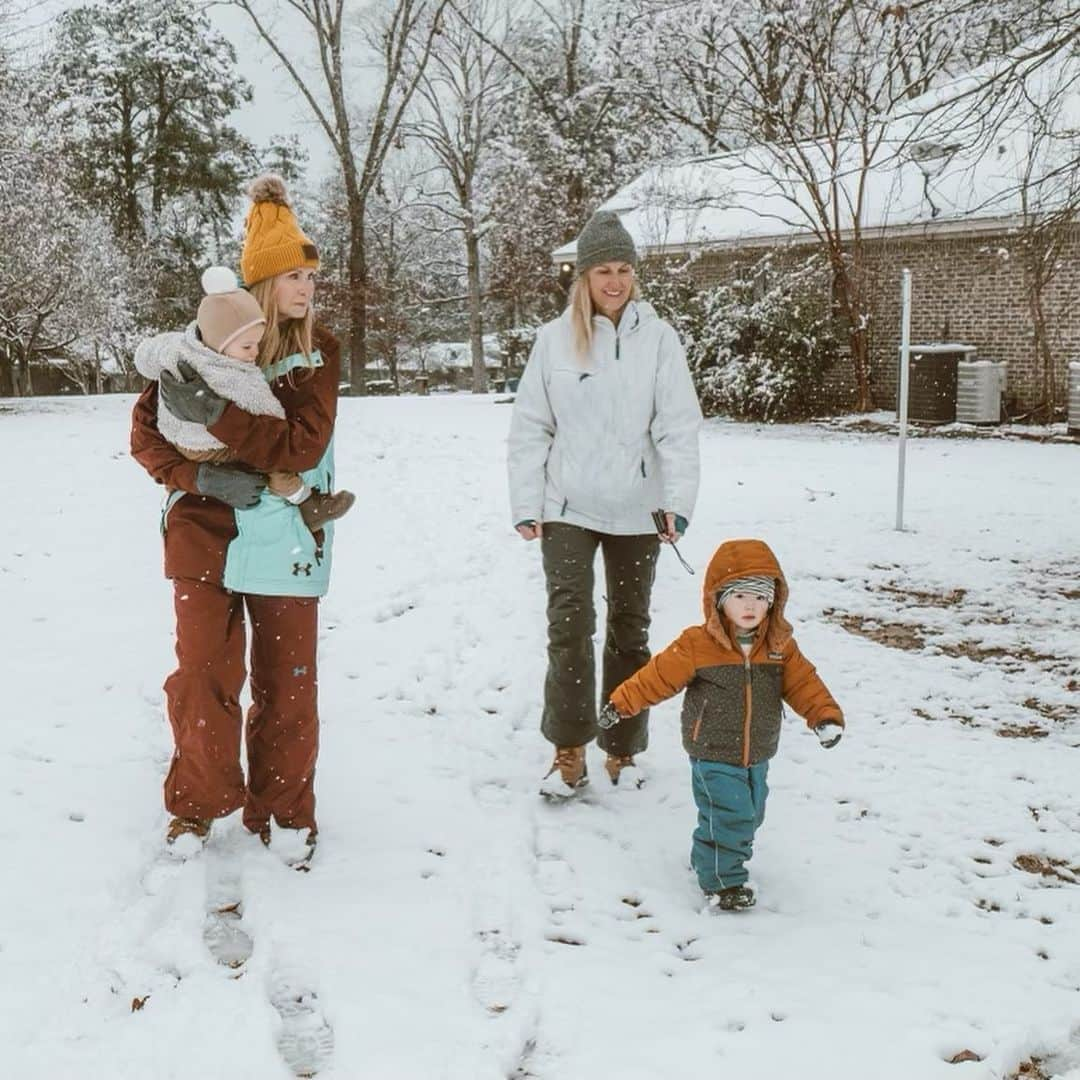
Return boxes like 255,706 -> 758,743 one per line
555,50 -> 1080,262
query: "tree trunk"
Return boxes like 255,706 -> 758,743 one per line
347,204 -> 369,395
1027,267 -> 1055,421
465,230 -> 487,393
120,88 -> 140,241
832,257 -> 873,412
849,327 -> 872,413
16,352 -> 32,397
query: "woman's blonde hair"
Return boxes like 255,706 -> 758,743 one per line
249,275 -> 315,375
568,268 -> 642,360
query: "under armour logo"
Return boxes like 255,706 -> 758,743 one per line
292,562 -> 313,576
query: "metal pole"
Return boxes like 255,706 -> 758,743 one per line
896,269 -> 912,531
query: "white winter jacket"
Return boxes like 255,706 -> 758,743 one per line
507,301 -> 702,535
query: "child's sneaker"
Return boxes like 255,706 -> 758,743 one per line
300,489 -> 356,534
539,745 -> 588,798
705,885 -> 756,912
604,753 -> 644,788
165,816 -> 211,856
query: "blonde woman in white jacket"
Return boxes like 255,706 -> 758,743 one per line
508,210 -> 703,797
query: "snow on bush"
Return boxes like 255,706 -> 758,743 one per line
647,254 -> 843,421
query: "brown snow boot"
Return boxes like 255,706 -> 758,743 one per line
604,753 -> 643,787
542,745 -> 588,792
300,488 -> 356,534
166,816 -> 211,846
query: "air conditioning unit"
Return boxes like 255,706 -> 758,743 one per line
956,360 -> 1007,424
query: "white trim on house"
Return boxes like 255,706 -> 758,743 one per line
553,212 -> 1036,264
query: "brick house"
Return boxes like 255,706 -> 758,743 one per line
553,71 -> 1080,415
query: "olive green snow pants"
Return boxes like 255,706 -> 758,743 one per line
540,522 -> 659,756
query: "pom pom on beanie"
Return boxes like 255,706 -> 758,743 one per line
201,266 -> 239,295
247,174 -> 290,206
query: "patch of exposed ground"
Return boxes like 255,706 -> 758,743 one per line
823,609 -> 1064,671
877,583 -> 967,608
1012,853 -> 1080,885
816,416 -> 1080,445
823,568 -> 1079,739
1007,1057 -> 1051,1079
1022,698 -> 1078,723
995,724 -> 1050,740
823,611 -> 925,651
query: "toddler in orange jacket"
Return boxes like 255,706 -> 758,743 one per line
599,538 -> 843,911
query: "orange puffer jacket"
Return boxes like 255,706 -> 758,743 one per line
610,538 -> 843,766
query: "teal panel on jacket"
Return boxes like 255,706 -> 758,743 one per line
220,349 -> 337,597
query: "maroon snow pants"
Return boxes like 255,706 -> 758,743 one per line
163,578 -> 320,833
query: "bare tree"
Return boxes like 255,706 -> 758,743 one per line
683,0 -> 1062,409
614,1 -> 740,154
366,150 -> 457,389
1008,63 -> 1080,419
228,0 -> 448,392
408,0 -> 512,392
451,0 -> 624,228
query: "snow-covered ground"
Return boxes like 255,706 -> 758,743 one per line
1,394 -> 1078,1080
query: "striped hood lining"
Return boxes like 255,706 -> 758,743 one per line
717,576 -> 776,609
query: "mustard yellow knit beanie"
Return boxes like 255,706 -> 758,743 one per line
240,174 -> 320,286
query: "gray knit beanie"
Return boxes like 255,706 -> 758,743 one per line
575,211 -> 637,272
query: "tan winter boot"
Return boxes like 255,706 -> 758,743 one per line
166,816 -> 211,847
604,753 -> 644,789
540,745 -> 588,798
300,489 -> 356,534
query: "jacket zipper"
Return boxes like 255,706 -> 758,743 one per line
691,704 -> 705,743
741,655 -> 752,767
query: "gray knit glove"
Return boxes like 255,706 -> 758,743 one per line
160,360 -> 227,426
816,722 -> 843,749
196,463 -> 267,509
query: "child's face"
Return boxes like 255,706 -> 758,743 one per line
721,591 -> 770,631
223,327 -> 265,363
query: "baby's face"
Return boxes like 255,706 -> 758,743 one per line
223,327 -> 265,363
722,591 -> 770,631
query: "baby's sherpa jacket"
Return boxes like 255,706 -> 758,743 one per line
134,322 -> 284,461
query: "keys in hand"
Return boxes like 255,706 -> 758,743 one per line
598,701 -> 623,730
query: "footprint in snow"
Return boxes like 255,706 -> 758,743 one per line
270,983 -> 335,1078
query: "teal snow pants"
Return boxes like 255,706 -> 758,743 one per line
689,758 -> 770,892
